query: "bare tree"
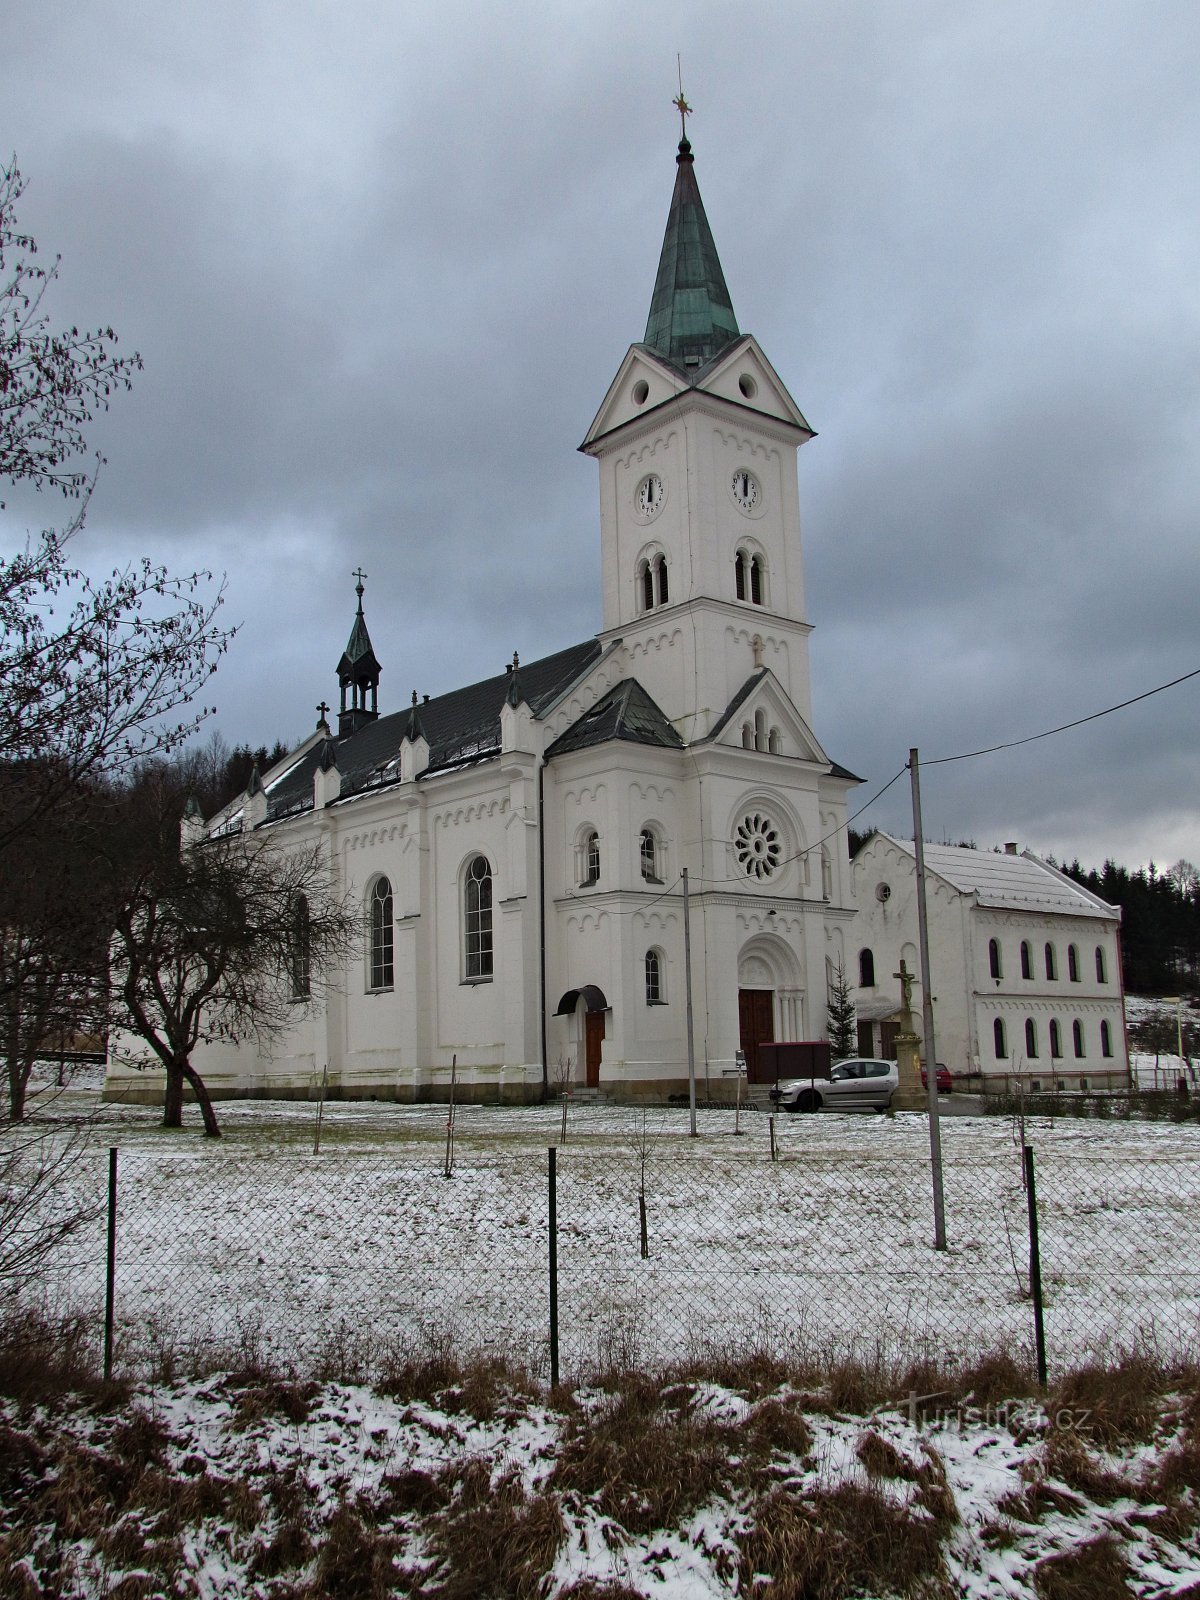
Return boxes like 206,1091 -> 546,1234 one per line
0,158 -> 232,852
105,770 -> 360,1137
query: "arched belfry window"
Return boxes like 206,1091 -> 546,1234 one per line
580,829 -> 600,887
464,855 -> 493,980
640,827 -> 662,883
735,548 -> 767,606
637,551 -> 669,613
368,876 -> 393,992
639,561 -> 653,612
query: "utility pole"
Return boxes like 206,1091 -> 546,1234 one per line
909,748 -> 947,1250
683,867 -> 697,1136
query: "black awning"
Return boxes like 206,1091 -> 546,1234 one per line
554,984 -> 609,1016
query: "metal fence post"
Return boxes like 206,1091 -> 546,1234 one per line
548,1146 -> 559,1388
104,1147 -> 118,1381
1023,1144 -> 1048,1385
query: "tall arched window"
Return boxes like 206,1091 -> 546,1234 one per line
639,560 -> 654,613
735,552 -> 747,600
289,893 -> 311,999
994,1018 -> 1008,1058
1101,1019 -> 1113,1057
989,938 -> 1002,981
859,949 -> 875,987
741,722 -> 753,749
1025,1018 -> 1038,1059
368,877 -> 393,992
1073,1019 -> 1085,1058
1044,943 -> 1057,981
654,554 -> 669,606
1020,941 -> 1032,980
645,948 -> 664,1004
768,727 -> 782,755
464,856 -> 493,980
754,708 -> 767,752
750,554 -> 764,605
1068,944 -> 1080,983
1049,1019 -> 1062,1058
1096,945 -> 1107,984
580,829 -> 600,886
640,828 -> 661,883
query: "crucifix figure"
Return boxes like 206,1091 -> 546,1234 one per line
894,959 -> 916,1016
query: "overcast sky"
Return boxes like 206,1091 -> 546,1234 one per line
4,1 -> 1198,872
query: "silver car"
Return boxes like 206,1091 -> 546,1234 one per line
772,1057 -> 899,1113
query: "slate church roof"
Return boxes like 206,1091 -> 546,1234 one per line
262,638 -> 603,820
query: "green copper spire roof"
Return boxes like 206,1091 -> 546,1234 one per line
643,137 -> 739,371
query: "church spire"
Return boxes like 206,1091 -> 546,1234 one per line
643,104 -> 739,373
336,568 -> 382,738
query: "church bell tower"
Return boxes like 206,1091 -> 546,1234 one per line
336,569 -> 381,738
581,120 -> 819,742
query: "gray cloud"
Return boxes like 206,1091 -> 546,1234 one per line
3,0 -> 1197,871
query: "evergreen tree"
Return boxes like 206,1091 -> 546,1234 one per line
827,958 -> 857,1059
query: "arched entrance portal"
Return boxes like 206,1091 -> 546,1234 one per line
554,986 -> 608,1088
737,938 -> 804,1084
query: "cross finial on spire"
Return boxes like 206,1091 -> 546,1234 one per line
352,567 -> 367,606
673,55 -> 692,144
316,700 -> 330,727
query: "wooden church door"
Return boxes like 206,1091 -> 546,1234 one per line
585,1011 -> 605,1088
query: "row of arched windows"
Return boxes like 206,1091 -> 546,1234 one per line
741,708 -> 782,753
994,1016 -> 1113,1060
734,548 -> 767,606
634,547 -> 771,614
366,858 -> 495,993
638,554 -> 669,612
578,826 -> 664,887
988,938 -> 1107,985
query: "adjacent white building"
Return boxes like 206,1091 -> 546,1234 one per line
850,834 -> 1128,1091
106,130 -> 861,1108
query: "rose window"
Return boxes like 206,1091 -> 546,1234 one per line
735,812 -> 782,880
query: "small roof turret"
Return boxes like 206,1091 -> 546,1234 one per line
336,568 -> 381,738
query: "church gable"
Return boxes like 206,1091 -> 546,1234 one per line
693,336 -> 813,435
580,345 -> 688,451
705,668 -> 830,765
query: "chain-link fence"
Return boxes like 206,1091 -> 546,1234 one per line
28,1127 -> 1200,1383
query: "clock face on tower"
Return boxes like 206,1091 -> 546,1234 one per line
731,468 -> 761,514
634,472 -> 665,520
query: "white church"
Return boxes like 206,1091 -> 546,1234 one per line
107,129 -> 865,1106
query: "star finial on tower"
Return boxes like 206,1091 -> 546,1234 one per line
673,55 -> 692,144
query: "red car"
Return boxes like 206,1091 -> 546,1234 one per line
921,1064 -> 953,1094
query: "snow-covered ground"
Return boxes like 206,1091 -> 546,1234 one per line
7,1363 -> 1200,1599
23,1081 -> 1200,1383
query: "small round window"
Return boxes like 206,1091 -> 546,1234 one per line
735,812 -> 782,880
876,883 -> 892,902
632,378 -> 649,405
738,373 -> 758,400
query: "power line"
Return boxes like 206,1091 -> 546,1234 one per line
924,665 -> 1200,768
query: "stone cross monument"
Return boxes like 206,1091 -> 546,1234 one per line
891,958 -> 927,1111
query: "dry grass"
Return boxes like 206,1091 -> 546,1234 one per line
551,1374 -> 738,1535
1032,1532 -> 1135,1599
1039,1428 -> 1137,1504
378,1349 -> 536,1422
1050,1353 -> 1172,1448
416,1458 -> 565,1600
736,1480 -> 953,1600
0,1308 -> 124,1404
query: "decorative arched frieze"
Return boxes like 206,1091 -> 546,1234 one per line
627,627 -> 684,660
616,430 -> 678,472
433,796 -> 507,831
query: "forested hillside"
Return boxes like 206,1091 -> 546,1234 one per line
1058,858 -> 1199,996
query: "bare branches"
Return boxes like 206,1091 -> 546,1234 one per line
0,159 -> 141,506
